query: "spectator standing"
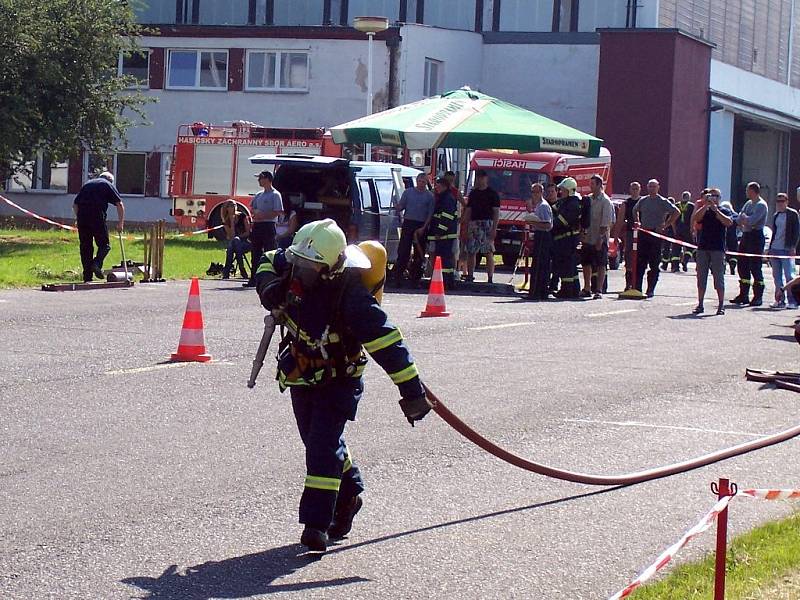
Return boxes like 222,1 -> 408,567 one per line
246,170 -> 282,287
730,181 -> 769,306
690,188 -> 733,315
633,179 -> 679,297
621,181 -> 642,290
72,171 -> 124,282
525,183 -> 553,300
719,197 -> 740,275
220,200 -> 252,279
580,175 -> 614,299
768,193 -> 799,309
673,191 -> 695,271
393,173 -> 434,286
429,177 -> 459,289
551,177 -> 582,298
465,170 -> 500,283
443,170 -> 468,280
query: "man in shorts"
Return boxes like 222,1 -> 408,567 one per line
580,175 -> 614,299
690,188 -> 733,315
465,170 -> 500,283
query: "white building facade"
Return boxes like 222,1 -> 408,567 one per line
4,0 -> 800,222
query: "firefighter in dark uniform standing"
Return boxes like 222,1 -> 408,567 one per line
72,171 -> 125,282
429,177 -> 459,289
255,219 -> 433,552
550,177 -> 582,298
673,191 -> 695,271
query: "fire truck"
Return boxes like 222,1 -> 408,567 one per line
469,148 -> 613,266
168,122 -> 342,237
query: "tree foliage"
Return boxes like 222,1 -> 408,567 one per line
0,0 -> 152,181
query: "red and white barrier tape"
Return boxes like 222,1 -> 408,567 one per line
0,194 -> 77,231
610,486 -> 800,598
609,495 -> 734,600
740,488 -> 800,500
638,227 -> 795,260
1,194 -> 222,238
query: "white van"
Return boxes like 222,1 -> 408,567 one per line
249,154 -> 423,261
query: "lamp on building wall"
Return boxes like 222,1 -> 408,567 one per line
354,16 -> 389,160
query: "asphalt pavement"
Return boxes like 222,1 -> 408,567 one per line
2,264 -> 799,599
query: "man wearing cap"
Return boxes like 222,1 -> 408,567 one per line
255,219 -> 432,553
550,177 -> 582,298
245,170 -> 283,287
633,179 -> 679,296
72,171 -> 125,282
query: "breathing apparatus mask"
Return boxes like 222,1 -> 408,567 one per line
285,251 -> 341,306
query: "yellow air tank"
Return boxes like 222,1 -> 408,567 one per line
358,240 -> 387,304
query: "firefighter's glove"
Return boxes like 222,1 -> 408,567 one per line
259,272 -> 290,311
399,394 -> 434,427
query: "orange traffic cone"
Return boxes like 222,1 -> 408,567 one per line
170,277 -> 212,362
419,256 -> 450,318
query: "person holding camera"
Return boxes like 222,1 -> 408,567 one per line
690,188 -> 733,315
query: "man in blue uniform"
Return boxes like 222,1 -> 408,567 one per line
72,172 -> 125,282
429,177 -> 459,289
550,177 -> 582,299
255,219 -> 433,552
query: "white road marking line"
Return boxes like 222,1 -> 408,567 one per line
672,301 -> 697,307
469,321 -> 538,331
565,418 -> 762,437
105,360 -> 236,375
585,309 -> 638,318
0,299 -> 7,303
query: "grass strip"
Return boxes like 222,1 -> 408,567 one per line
0,226 -> 228,287
631,511 -> 800,599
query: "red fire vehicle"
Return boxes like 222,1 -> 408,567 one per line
469,148 -> 613,265
169,122 -> 342,237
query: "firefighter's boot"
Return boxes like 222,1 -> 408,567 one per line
749,281 -> 765,307
328,495 -> 363,540
300,527 -> 328,552
730,282 -> 750,305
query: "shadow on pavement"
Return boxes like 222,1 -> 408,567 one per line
121,544 -> 368,599
764,334 -> 797,343
329,485 -> 627,556
122,487 -> 623,598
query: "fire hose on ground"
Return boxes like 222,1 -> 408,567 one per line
247,312 -> 800,486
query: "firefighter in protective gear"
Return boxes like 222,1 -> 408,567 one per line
551,177 -> 582,298
429,177 -> 459,289
255,219 -> 433,553
673,192 -> 695,272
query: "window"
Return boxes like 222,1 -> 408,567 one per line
347,0 -> 400,24
554,0 -> 576,32
246,51 -> 309,91
85,153 -> 113,183
499,0 -> 554,32
198,0 -> 249,24
161,153 -> 172,198
423,58 -> 442,97
6,152 -> 68,192
167,50 -> 228,90
577,0 -> 628,31
358,180 -> 374,210
423,0 -> 475,30
118,50 -> 149,88
134,0 -> 176,24
374,179 -> 395,209
273,0 -> 324,25
115,153 -> 146,196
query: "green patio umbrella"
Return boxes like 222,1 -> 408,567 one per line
330,87 -> 603,157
